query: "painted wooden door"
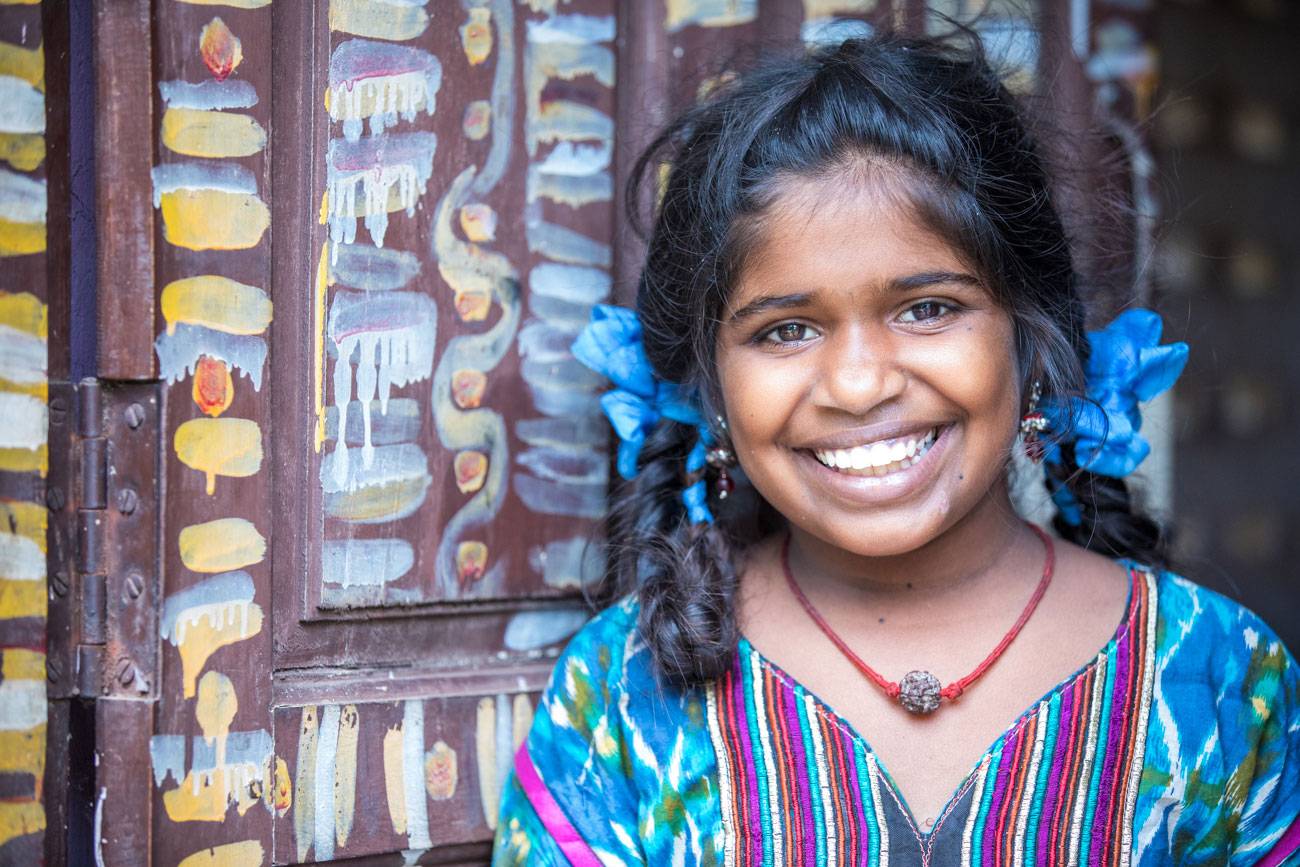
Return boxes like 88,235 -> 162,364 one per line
0,0 -> 1158,865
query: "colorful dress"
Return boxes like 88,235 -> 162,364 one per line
492,565 -> 1300,866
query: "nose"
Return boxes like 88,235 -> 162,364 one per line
812,327 -> 907,416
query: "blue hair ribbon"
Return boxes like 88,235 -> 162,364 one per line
571,305 -> 715,524
1041,308 -> 1189,525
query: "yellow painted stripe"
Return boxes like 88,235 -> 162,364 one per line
178,517 -> 266,573
329,0 -> 428,40
159,190 -> 269,252
0,133 -> 42,171
161,275 -> 272,336
0,377 -> 46,399
177,840 -> 266,867
0,291 -> 46,337
0,444 -> 46,475
176,0 -> 270,7
0,725 -> 45,780
175,417 -> 263,495
0,499 -> 47,549
0,218 -> 45,256
2,648 -> 44,680
161,108 -> 267,159
0,800 -> 45,848
0,577 -> 44,619
0,40 -> 42,91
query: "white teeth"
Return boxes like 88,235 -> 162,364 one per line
812,427 -> 941,475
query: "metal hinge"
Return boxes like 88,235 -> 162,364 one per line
47,378 -> 162,701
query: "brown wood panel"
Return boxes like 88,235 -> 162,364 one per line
93,0 -> 155,381
272,689 -> 540,861
271,0 -> 614,671
147,0 -> 276,864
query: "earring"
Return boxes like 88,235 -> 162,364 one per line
705,444 -> 737,499
1019,381 -> 1048,464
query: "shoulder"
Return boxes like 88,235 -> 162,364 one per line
1148,567 -> 1296,685
1133,566 -> 1300,865
548,596 -> 641,685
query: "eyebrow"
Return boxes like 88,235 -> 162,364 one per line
726,271 -> 981,324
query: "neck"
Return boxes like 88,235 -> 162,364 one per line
784,484 -> 1044,613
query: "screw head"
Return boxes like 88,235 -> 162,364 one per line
115,658 -> 134,687
51,570 -> 69,597
49,397 -> 67,426
46,658 -> 61,683
124,572 -> 144,600
45,486 -> 66,511
123,403 -> 146,430
116,488 -> 138,516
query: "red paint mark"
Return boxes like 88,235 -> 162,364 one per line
200,17 -> 243,82
193,355 -> 233,417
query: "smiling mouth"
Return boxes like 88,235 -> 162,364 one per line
810,426 -> 942,477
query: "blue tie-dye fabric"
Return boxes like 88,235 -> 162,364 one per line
493,570 -> 1300,865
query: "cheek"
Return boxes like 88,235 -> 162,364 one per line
715,350 -> 802,471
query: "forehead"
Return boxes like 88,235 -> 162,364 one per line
729,172 -> 975,307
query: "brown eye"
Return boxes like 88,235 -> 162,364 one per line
762,322 -> 815,344
900,301 -> 953,324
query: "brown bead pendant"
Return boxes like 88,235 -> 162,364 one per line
898,670 -> 943,714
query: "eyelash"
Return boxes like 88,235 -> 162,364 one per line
752,300 -> 960,347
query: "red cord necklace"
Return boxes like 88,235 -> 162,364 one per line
781,522 -> 1055,715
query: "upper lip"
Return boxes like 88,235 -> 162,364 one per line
796,421 -> 949,452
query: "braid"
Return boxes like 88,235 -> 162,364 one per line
590,420 -> 740,687
1043,442 -> 1170,570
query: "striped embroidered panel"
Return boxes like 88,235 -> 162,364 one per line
706,567 -> 1157,867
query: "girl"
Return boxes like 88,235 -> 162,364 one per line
492,31 -> 1299,866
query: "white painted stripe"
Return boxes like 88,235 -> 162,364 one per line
494,694 -> 512,804
0,167 -> 46,223
0,75 -> 45,135
1070,0 -> 1089,59
1013,702 -> 1050,866
0,531 -> 44,581
0,392 -> 46,451
704,681 -> 737,866
0,323 -> 47,386
749,654 -> 785,864
1066,652 -> 1109,865
314,704 -> 340,861
402,700 -> 431,848
0,679 -> 45,730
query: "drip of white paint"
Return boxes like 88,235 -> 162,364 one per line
190,761 -> 263,801
402,700 -> 431,849
331,325 -> 436,488
328,161 -> 431,253
331,72 -> 439,140
314,704 -> 340,861
172,599 -> 253,646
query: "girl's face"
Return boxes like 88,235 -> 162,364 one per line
715,173 -> 1022,557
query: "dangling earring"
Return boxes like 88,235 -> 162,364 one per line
1020,381 -> 1048,464
707,416 -> 737,499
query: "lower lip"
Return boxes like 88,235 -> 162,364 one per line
796,425 -> 954,506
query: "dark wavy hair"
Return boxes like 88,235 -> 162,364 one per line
590,30 -> 1170,687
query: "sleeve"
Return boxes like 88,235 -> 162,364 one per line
491,606 -> 646,866
1229,625 -> 1300,866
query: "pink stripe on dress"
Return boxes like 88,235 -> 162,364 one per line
513,742 -> 605,867
1256,813 -> 1300,867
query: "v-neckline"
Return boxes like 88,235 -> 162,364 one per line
734,561 -> 1145,844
